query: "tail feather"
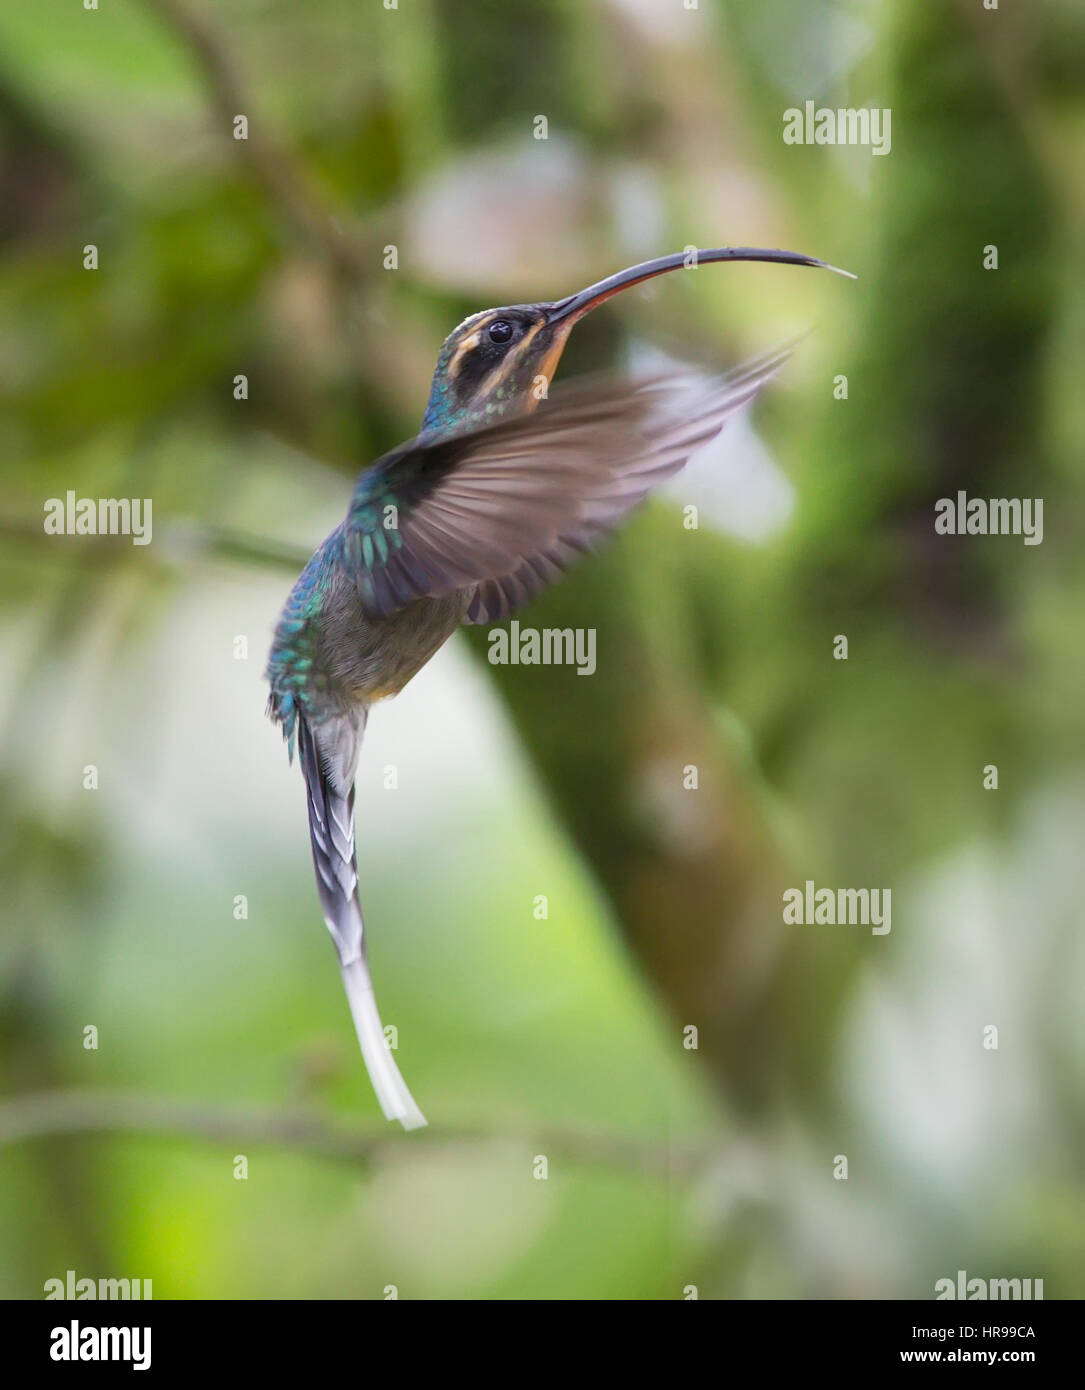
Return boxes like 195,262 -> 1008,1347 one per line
341,958 -> 427,1130
298,711 -> 427,1130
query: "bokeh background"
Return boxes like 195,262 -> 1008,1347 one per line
1,0 -> 1083,1299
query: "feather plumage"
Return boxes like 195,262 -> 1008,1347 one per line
298,711 -> 426,1130
343,346 -> 792,622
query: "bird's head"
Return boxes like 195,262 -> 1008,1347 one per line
419,245 -> 853,435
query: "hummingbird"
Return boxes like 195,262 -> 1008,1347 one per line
266,245 -> 852,1129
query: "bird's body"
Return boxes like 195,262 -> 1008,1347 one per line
268,527 -> 467,730
266,245 -> 852,1128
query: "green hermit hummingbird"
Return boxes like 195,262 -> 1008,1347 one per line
266,245 -> 851,1129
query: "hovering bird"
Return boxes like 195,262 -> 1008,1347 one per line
266,245 -> 852,1129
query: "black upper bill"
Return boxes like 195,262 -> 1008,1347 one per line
545,246 -> 856,325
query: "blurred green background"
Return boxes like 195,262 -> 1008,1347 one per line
1,0 -> 1083,1299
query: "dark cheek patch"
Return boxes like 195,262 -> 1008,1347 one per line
453,347 -> 498,393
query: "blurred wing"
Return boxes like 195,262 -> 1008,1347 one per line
344,346 -> 790,621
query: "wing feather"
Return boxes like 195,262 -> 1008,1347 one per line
348,346 -> 792,620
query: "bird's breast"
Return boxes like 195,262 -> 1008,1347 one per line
320,577 -> 471,705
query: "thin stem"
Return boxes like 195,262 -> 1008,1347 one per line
0,1090 -> 712,1180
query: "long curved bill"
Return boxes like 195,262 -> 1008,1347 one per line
545,246 -> 855,327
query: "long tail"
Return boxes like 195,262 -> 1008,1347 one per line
297,711 -> 427,1130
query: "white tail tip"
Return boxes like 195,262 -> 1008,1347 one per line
340,958 -> 427,1130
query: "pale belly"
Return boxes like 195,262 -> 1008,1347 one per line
319,575 -> 472,704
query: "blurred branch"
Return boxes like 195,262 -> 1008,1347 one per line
143,0 -> 369,280
0,512 -> 310,574
0,1090 -> 709,1180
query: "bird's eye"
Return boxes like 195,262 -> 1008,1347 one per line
487,319 -> 514,345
